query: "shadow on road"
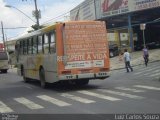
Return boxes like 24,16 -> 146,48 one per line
21,79 -> 100,93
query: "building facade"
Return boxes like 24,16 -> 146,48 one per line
70,0 -> 160,51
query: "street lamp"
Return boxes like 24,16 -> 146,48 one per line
21,0 -> 41,29
140,23 -> 146,47
5,5 -> 36,24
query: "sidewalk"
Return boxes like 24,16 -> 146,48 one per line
8,67 -> 17,73
110,48 -> 160,71
8,49 -> 160,72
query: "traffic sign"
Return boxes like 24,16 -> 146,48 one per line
140,24 -> 146,30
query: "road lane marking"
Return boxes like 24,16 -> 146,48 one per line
113,65 -> 159,74
135,65 -> 159,72
134,85 -> 160,91
37,95 -> 71,107
61,93 -> 95,104
14,97 -> 44,110
115,87 -> 145,92
134,67 -> 160,75
0,101 -> 13,113
155,76 -> 160,79
149,72 -> 160,77
98,89 -> 144,99
25,86 -> 33,89
77,90 -> 121,101
144,70 -> 160,76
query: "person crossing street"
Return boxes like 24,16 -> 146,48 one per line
143,46 -> 149,67
123,49 -> 133,73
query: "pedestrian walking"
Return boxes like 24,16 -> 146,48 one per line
143,46 -> 149,67
123,49 -> 133,73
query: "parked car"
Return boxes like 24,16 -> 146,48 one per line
109,44 -> 119,58
134,41 -> 160,51
146,42 -> 156,49
0,51 -> 9,73
155,41 -> 160,48
146,42 -> 160,49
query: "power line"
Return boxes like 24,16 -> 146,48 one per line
42,0 -> 92,25
42,12 -> 70,25
4,0 -> 92,38
20,0 -> 85,26
0,27 -> 28,29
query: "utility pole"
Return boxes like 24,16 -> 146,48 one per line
22,0 -> 40,29
5,34 -> 9,51
1,21 -> 6,51
94,0 -> 97,20
34,0 -> 40,28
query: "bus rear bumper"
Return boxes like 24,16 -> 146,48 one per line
59,72 -> 110,80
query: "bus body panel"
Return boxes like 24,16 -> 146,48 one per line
16,24 -> 58,83
56,21 -> 110,80
16,21 -> 110,84
17,54 -> 58,83
42,54 -> 58,83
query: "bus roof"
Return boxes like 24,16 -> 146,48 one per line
14,20 -> 103,41
14,22 -> 58,41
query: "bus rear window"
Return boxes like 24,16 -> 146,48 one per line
0,52 -> 8,60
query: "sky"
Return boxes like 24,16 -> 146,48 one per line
0,0 -> 84,41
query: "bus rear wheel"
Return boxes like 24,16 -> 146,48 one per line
39,68 -> 47,88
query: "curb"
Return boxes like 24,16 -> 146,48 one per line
110,60 -> 160,71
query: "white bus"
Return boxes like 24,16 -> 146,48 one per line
0,51 -> 9,73
15,21 -> 110,88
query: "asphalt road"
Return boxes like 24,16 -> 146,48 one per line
0,61 -> 160,116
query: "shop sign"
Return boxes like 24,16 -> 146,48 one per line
101,0 -> 129,17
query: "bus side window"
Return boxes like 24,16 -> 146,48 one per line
33,36 -> 38,54
28,38 -> 33,54
44,34 -> 49,54
15,41 -> 20,52
50,32 -> 56,53
38,35 -> 43,54
20,41 -> 23,54
23,40 -> 27,55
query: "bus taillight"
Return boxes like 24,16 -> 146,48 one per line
100,68 -> 109,71
61,70 -> 71,74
